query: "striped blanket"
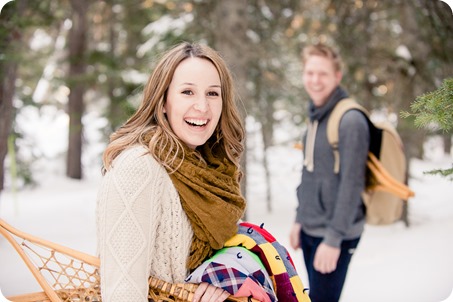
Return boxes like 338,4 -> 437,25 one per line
186,222 -> 310,302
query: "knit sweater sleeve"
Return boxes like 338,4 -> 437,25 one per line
96,146 -> 164,302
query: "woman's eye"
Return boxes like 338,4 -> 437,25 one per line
182,90 -> 193,95
207,91 -> 220,97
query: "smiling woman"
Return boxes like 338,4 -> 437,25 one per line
96,42 -> 247,302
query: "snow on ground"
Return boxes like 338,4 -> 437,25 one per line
0,142 -> 452,301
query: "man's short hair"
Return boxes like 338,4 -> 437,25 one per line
301,43 -> 343,73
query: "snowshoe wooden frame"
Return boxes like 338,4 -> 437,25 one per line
0,219 -> 257,302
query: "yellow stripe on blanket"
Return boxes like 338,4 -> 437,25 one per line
224,222 -> 311,302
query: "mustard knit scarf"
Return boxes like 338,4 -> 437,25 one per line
161,141 -> 246,270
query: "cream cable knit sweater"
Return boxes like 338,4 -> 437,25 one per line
96,145 -> 193,302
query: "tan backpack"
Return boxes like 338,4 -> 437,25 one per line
327,99 -> 415,225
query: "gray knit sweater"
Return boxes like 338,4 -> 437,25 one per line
295,87 -> 369,248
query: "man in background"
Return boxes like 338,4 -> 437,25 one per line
289,43 -> 369,302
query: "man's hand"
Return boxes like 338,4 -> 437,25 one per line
289,223 -> 302,250
192,282 -> 230,302
313,242 -> 340,274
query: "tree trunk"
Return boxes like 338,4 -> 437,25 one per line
0,1 -> 24,192
397,1 -> 432,161
66,0 -> 88,179
0,60 -> 18,193
261,126 -> 273,212
444,134 -> 452,155
211,1 -> 251,203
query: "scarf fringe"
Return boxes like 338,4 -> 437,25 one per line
187,238 -> 213,270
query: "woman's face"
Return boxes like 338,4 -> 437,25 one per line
164,57 -> 222,149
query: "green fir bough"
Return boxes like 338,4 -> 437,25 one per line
402,78 -> 453,179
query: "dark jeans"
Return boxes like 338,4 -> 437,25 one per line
300,230 -> 360,302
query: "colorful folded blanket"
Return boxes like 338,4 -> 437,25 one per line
224,222 -> 310,302
186,222 -> 310,302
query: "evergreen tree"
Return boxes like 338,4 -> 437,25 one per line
402,77 -> 453,179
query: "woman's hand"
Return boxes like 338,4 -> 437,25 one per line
192,282 -> 230,302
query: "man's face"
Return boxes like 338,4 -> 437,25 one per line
302,55 -> 342,107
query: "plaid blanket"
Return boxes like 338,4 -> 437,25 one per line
186,245 -> 276,301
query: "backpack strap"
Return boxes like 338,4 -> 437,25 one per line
327,98 -> 370,174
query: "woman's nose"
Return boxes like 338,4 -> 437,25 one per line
193,96 -> 209,112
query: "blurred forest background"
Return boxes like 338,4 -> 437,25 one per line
0,0 -> 452,208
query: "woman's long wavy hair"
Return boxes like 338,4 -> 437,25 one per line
102,42 -> 245,175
